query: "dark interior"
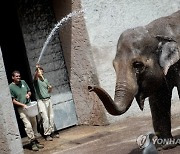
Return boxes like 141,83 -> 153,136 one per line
0,1 -> 36,138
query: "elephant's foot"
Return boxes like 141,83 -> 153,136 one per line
157,143 -> 177,151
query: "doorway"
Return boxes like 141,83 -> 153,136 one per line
0,1 -> 35,138
1,0 -> 78,136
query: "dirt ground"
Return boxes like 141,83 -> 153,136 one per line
23,102 -> 180,154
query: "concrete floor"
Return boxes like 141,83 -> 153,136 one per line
23,102 -> 180,154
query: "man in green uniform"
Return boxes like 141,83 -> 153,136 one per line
34,64 -> 59,141
9,70 -> 44,151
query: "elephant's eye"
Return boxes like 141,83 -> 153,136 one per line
133,62 -> 144,68
133,62 -> 145,73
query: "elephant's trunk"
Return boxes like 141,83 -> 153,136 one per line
88,83 -> 136,115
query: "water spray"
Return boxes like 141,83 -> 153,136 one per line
37,9 -> 84,64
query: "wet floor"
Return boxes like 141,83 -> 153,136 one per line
23,103 -> 180,154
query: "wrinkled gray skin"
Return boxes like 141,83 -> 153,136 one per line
89,10 -> 180,146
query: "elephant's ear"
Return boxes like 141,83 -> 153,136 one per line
156,35 -> 175,42
158,40 -> 180,75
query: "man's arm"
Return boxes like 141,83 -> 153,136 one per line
45,79 -> 52,93
34,70 -> 39,80
12,98 -> 27,108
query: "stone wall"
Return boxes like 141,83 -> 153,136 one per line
0,48 -> 23,154
16,0 -> 69,95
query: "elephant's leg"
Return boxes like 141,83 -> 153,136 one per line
149,93 -> 172,138
149,85 -> 176,149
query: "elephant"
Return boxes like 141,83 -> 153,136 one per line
88,10 -> 180,149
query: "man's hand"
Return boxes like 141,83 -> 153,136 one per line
26,94 -> 30,99
26,92 -> 31,99
48,85 -> 52,93
22,104 -> 28,109
36,63 -> 40,68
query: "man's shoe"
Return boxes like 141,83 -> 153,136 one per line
36,143 -> 44,149
54,134 -> 60,138
51,132 -> 60,138
34,139 -> 44,149
45,135 -> 53,141
31,142 -> 39,151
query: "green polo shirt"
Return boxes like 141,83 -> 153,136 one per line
33,78 -> 51,99
9,80 -> 30,104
